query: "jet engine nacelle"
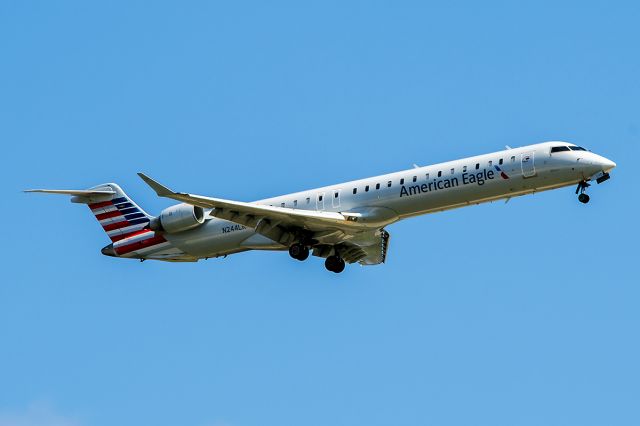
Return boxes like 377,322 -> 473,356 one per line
151,203 -> 205,234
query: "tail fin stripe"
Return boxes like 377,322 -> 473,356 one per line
128,218 -> 150,225
100,216 -> 127,226
111,197 -> 128,204
113,230 -> 155,247
108,223 -> 147,237
92,205 -> 118,214
111,233 -> 134,242
115,235 -> 167,256
96,210 -> 123,221
114,229 -> 153,241
124,212 -> 146,220
88,201 -> 114,209
104,218 -> 149,233
114,202 -> 134,209
119,207 -> 139,215
103,221 -> 133,232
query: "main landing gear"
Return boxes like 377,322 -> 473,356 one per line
325,255 -> 345,274
288,243 -> 309,261
575,181 -> 591,204
289,243 -> 345,273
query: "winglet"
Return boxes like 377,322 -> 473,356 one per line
137,173 -> 175,197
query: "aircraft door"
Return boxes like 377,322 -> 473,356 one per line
316,192 -> 325,211
521,152 -> 536,178
332,189 -> 341,209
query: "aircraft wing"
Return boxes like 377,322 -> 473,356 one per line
137,173 -> 379,246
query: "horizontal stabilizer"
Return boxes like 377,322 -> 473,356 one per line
24,189 -> 116,196
25,185 -> 119,204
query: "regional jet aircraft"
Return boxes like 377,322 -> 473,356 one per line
27,141 -> 615,273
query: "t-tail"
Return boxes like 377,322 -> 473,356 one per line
25,183 -> 182,260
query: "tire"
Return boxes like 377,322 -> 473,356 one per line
325,255 -> 345,273
297,246 -> 310,261
289,243 -> 303,259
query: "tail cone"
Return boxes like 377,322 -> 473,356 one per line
101,244 -> 116,257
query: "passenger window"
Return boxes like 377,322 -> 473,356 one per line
450,168 -> 454,174
437,171 -> 442,177
319,195 -> 323,201
365,185 -> 369,192
511,156 -> 515,162
376,183 -> 380,190
475,163 -> 479,170
353,188 -> 357,194
294,200 -> 297,207
387,181 -> 392,187
499,158 -> 503,165
334,192 -> 338,198
306,197 -> 310,204
412,176 -> 417,182
425,173 -> 429,180
400,178 -> 404,184
488,160 -> 493,166
281,202 -> 285,208
463,165 -> 467,172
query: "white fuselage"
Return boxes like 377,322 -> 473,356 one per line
148,141 -> 615,260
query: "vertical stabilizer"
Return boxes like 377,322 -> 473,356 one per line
83,183 -> 153,242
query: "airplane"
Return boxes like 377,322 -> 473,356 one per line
26,141 -> 615,273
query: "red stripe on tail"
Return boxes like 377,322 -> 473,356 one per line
103,220 -> 130,232
96,210 -> 122,221
115,235 -> 167,255
88,201 -> 113,209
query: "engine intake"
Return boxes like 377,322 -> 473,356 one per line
151,203 -> 205,234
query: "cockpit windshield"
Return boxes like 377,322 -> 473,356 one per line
569,146 -> 587,151
550,146 -> 571,153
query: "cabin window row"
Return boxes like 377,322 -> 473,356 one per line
277,156 -> 519,206
350,157 -> 515,194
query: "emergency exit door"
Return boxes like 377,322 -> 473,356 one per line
521,152 -> 536,178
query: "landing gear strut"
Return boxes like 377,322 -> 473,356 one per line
576,181 -> 591,204
288,243 -> 309,261
325,255 -> 345,273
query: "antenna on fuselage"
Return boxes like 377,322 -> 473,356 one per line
413,163 -> 420,169
505,145 -> 512,149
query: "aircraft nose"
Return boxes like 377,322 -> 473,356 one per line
599,157 -> 616,172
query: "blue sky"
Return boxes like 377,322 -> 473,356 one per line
1,1 -> 639,425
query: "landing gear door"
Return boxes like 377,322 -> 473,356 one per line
316,192 -> 325,211
521,152 -> 536,178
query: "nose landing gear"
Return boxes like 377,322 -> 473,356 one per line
576,181 -> 591,204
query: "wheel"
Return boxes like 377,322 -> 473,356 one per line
297,246 -> 309,261
289,243 -> 309,261
578,193 -> 590,204
289,243 -> 302,259
325,255 -> 345,273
